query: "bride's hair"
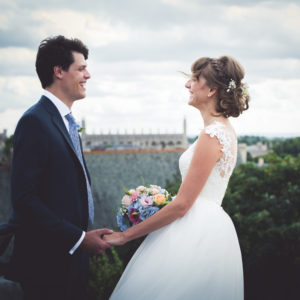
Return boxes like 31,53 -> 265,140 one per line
190,56 -> 250,118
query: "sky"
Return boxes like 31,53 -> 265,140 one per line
0,0 -> 300,137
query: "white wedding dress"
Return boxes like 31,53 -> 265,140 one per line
110,121 -> 243,300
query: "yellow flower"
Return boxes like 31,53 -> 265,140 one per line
154,194 -> 166,205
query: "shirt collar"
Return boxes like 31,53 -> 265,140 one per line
42,89 -> 71,118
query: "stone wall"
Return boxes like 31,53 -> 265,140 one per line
0,150 -> 183,229
85,150 -> 182,229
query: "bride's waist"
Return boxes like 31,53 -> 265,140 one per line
194,197 -> 222,208
172,195 -> 222,208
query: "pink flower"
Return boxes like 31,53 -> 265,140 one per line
129,208 -> 140,224
139,195 -> 154,207
131,192 -> 139,201
122,195 -> 132,207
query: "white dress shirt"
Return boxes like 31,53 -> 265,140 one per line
43,90 -> 86,255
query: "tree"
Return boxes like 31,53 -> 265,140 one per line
224,152 -> 300,300
272,137 -> 300,157
3,134 -> 13,162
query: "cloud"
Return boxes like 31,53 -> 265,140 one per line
0,108 -> 25,134
72,65 -> 188,134
0,0 -> 299,136
231,78 -> 300,136
32,10 -> 131,48
0,47 -> 36,76
0,76 -> 41,112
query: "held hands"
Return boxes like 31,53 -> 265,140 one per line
81,228 -> 113,255
103,232 -> 127,247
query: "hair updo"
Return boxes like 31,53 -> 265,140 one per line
190,56 -> 250,118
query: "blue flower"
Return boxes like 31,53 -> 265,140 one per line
129,201 -> 140,211
116,213 -> 130,231
139,206 -> 159,221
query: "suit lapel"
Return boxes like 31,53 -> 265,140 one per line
39,96 -> 84,169
52,114 -> 77,154
79,135 -> 91,184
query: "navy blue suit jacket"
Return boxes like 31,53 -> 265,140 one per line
7,96 -> 90,285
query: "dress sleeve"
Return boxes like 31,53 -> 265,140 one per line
204,122 -> 228,149
204,122 -> 236,178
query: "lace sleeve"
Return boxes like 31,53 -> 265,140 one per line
204,122 -> 236,178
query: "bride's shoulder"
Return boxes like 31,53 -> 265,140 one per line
204,120 -> 226,134
203,120 -> 237,145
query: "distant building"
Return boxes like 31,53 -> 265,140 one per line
236,142 -> 270,166
80,119 -> 264,167
0,129 -> 7,163
237,143 -> 247,164
247,142 -> 269,158
81,118 -> 189,151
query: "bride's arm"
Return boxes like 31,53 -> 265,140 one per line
104,132 -> 222,246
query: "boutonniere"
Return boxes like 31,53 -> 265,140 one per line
75,123 -> 85,133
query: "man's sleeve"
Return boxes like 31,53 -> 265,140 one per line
69,231 -> 86,255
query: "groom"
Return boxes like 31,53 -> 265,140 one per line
6,36 -> 112,300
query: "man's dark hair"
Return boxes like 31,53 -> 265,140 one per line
35,35 -> 89,88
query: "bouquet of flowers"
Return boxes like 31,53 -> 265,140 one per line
117,184 -> 173,231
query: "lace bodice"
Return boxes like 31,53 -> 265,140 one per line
179,121 -> 237,206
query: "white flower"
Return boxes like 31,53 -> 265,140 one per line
121,195 -> 132,207
226,79 -> 236,93
150,184 -> 161,190
148,188 -> 159,195
241,84 -> 249,97
136,185 -> 148,193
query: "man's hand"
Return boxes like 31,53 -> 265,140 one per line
80,228 -> 113,255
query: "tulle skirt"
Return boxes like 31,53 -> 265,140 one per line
110,199 -> 243,300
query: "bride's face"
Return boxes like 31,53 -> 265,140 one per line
185,75 -> 211,107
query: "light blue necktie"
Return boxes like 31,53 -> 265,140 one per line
65,113 -> 94,223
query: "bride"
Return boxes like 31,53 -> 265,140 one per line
104,56 -> 249,300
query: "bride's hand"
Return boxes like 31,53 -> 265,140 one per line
103,232 -> 127,246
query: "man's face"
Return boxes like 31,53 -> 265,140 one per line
61,51 -> 91,101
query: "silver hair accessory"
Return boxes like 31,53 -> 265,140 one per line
226,79 -> 236,93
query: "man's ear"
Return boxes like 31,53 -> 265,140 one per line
208,88 -> 217,98
53,66 -> 64,80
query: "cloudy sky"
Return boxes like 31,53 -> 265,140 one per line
0,0 -> 299,137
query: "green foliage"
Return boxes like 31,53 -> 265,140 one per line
3,134 -> 13,159
224,156 -> 300,265
87,248 -> 123,300
226,153 -> 300,299
238,135 -> 272,146
272,137 -> 300,157
165,169 -> 181,196
246,151 -> 254,162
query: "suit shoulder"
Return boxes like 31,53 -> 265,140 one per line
23,100 -> 47,118
15,102 -> 49,135
19,98 -> 51,123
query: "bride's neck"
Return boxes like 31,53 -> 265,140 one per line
199,108 -> 226,127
